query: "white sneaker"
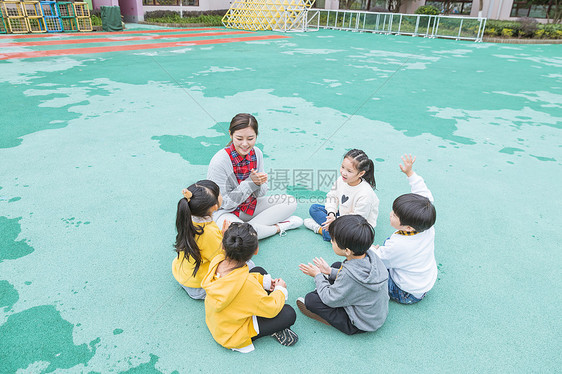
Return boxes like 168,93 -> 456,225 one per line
304,218 -> 321,234
277,216 -> 303,236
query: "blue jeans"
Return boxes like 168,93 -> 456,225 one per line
309,204 -> 338,241
387,273 -> 425,304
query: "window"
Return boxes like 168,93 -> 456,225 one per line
510,0 -> 553,18
425,0 -> 473,15
143,0 -> 199,5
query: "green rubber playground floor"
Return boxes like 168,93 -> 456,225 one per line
1,24 -> 561,373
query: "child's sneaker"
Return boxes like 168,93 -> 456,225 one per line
296,297 -> 329,326
303,218 -> 321,234
277,216 -> 303,236
271,328 -> 299,346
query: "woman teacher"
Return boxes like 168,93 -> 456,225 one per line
207,113 -> 302,239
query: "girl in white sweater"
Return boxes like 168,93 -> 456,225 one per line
304,149 -> 379,241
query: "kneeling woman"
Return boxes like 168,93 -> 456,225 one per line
207,113 -> 302,239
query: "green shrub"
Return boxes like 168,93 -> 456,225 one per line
484,27 -> 498,36
91,15 -> 102,26
144,9 -> 227,20
540,23 -> 562,39
534,28 -> 545,38
144,10 -> 179,19
502,28 -> 514,37
414,5 -> 439,15
486,20 -> 521,35
144,12 -> 224,26
483,19 -> 562,39
517,17 -> 538,37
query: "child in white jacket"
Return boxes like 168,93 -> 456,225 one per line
373,154 -> 437,304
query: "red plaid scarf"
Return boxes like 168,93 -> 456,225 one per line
225,144 -> 257,216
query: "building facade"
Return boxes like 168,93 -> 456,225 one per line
91,0 -> 555,24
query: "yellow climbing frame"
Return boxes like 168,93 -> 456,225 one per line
73,2 -> 92,31
222,0 -> 313,31
2,1 -> 29,33
23,1 -> 46,33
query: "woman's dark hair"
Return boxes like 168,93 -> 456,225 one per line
174,180 -> 220,277
344,149 -> 376,188
328,215 -> 375,256
222,222 -> 258,263
392,194 -> 436,232
227,113 -> 259,145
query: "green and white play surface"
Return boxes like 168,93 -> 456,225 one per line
1,24 -> 561,373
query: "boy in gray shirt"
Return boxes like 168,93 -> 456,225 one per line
298,215 -> 389,335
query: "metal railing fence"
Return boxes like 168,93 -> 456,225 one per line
305,9 -> 487,42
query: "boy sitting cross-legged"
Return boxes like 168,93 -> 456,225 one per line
373,154 -> 437,304
297,215 -> 389,335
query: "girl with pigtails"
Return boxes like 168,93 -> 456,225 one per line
304,149 -> 379,241
172,180 -> 229,300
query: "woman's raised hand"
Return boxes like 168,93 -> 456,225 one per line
250,169 -> 268,185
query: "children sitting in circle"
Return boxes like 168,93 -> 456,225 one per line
172,113 -> 438,350
372,154 -> 437,304
298,215 -> 389,335
202,222 -> 298,352
172,180 -> 225,300
304,149 -> 379,241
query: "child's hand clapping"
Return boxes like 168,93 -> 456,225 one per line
312,257 -> 331,275
399,154 -> 416,177
299,262 -> 321,277
273,278 -> 286,289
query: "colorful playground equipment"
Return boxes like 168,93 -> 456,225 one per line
23,1 -> 46,32
0,6 -> 6,33
2,1 -> 28,33
73,1 -> 91,31
222,0 -> 314,32
0,0 -> 92,33
40,1 -> 63,32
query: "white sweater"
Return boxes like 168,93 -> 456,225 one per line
374,173 -> 436,297
325,176 -> 379,228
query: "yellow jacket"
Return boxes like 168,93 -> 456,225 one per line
202,253 -> 286,349
172,220 -> 223,288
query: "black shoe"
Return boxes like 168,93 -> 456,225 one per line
271,328 -> 298,346
296,297 -> 330,325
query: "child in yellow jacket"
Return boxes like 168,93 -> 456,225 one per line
172,180 -> 225,300
202,223 -> 298,352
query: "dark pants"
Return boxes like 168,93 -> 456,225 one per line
304,262 -> 365,335
249,267 -> 297,340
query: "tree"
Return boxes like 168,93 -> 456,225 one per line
340,0 -> 358,9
